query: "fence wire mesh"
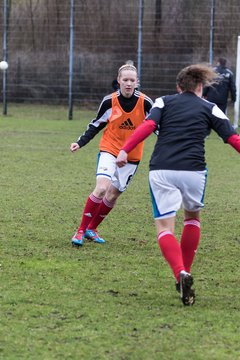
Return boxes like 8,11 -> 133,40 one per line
0,0 -> 240,108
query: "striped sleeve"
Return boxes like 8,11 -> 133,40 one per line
77,95 -> 112,148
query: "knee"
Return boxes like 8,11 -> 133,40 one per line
105,187 -> 121,203
93,185 -> 107,198
106,193 -> 118,203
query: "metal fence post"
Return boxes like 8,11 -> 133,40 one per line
137,0 -> 144,89
68,0 -> 75,120
233,35 -> 240,129
209,0 -> 215,64
2,0 -> 8,115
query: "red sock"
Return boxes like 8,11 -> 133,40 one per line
88,197 -> 116,230
78,193 -> 102,232
180,218 -> 200,273
158,230 -> 185,282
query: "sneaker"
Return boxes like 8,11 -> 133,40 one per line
179,271 -> 195,306
84,229 -> 105,244
71,230 -> 85,246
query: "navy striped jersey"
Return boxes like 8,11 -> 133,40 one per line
147,91 -> 236,171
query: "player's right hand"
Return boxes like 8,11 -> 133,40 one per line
70,143 -> 80,152
116,150 -> 128,167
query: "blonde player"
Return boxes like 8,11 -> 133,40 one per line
70,62 -> 153,246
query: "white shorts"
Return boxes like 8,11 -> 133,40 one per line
96,152 -> 138,192
149,169 -> 208,219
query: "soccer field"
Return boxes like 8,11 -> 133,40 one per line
0,104 -> 240,359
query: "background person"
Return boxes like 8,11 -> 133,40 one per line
203,57 -> 236,114
70,62 -> 153,246
116,64 -> 240,306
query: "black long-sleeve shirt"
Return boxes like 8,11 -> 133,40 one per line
203,65 -> 236,105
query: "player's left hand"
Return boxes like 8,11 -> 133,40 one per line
116,150 -> 128,167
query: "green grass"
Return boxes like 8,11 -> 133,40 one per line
0,104 -> 240,360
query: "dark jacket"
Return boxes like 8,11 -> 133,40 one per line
203,65 -> 236,105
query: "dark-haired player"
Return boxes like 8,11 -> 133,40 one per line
117,64 -> 240,306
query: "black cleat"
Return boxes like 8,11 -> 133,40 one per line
180,272 -> 195,306
176,282 -> 180,293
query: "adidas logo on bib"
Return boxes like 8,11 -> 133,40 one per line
119,118 -> 136,130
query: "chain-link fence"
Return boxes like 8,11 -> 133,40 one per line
0,0 -> 240,109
